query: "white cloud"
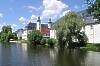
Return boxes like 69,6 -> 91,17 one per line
19,15 -> 38,24
41,0 -> 68,18
0,24 -> 3,31
0,22 -> 7,31
25,6 -> 43,12
30,15 -> 37,20
60,10 -> 71,17
12,24 -> 17,28
0,23 -> 18,32
26,6 -> 37,10
11,24 -> 18,32
0,13 -> 3,18
19,17 -> 26,22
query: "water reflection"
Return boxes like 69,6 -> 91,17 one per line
54,49 -> 87,66
0,43 -> 100,66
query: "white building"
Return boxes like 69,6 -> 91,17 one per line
16,29 -> 23,40
21,17 -> 56,40
50,29 -> 56,39
85,23 -> 100,43
22,29 -> 28,40
81,10 -> 100,43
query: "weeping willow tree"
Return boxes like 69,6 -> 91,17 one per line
55,12 -> 88,49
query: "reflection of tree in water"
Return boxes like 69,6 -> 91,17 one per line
55,49 -> 87,66
1,43 -> 11,48
0,43 -> 12,66
27,45 -> 52,66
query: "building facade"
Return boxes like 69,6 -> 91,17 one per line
85,23 -> 100,43
16,29 -> 23,40
21,17 -> 56,40
81,10 -> 100,43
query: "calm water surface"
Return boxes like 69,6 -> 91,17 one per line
0,43 -> 100,66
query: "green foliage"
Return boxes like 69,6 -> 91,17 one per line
47,38 -> 56,48
57,30 -> 66,48
28,30 -> 43,45
2,25 -> 12,33
55,12 -> 88,49
41,38 -> 47,45
0,25 -> 12,43
10,32 -> 18,40
86,44 -> 97,49
86,0 -> 100,22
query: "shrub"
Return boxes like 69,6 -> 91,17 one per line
41,38 -> 47,45
28,30 -> 42,45
47,38 -> 56,48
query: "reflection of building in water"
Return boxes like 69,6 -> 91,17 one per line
85,51 -> 100,66
49,48 -> 58,61
21,43 -> 27,51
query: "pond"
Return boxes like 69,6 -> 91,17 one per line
0,43 -> 100,66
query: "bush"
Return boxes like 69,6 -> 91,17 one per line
28,30 -> 42,45
47,38 -> 56,48
41,38 -> 47,45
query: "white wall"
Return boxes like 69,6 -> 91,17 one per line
85,24 -> 100,43
48,23 -> 51,28
37,22 -> 40,30
17,31 -> 23,40
50,30 -> 56,39
22,30 -> 28,40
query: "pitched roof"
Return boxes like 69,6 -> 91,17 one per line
79,10 -> 98,25
25,22 -> 36,30
16,29 -> 23,33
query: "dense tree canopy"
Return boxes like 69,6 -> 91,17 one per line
11,32 -> 18,40
0,25 -> 17,43
55,12 -> 88,49
0,25 -> 12,42
28,30 -> 43,45
86,0 -> 100,22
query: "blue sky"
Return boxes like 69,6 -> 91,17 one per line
0,0 -> 88,31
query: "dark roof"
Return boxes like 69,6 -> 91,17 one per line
25,22 -> 36,30
16,29 -> 23,33
78,10 -> 98,25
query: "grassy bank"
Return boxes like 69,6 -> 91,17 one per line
81,43 -> 100,51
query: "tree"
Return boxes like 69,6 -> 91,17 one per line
86,0 -> 100,22
55,12 -> 88,49
47,38 -> 56,48
41,38 -> 47,45
11,32 -> 18,40
0,25 -> 12,43
28,30 -> 43,45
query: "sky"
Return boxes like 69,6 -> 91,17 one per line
0,0 -> 88,32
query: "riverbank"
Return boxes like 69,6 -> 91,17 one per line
9,40 -> 29,44
81,43 -> 100,51
9,40 -> 100,51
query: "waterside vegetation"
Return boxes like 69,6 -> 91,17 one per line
0,12 -> 100,50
